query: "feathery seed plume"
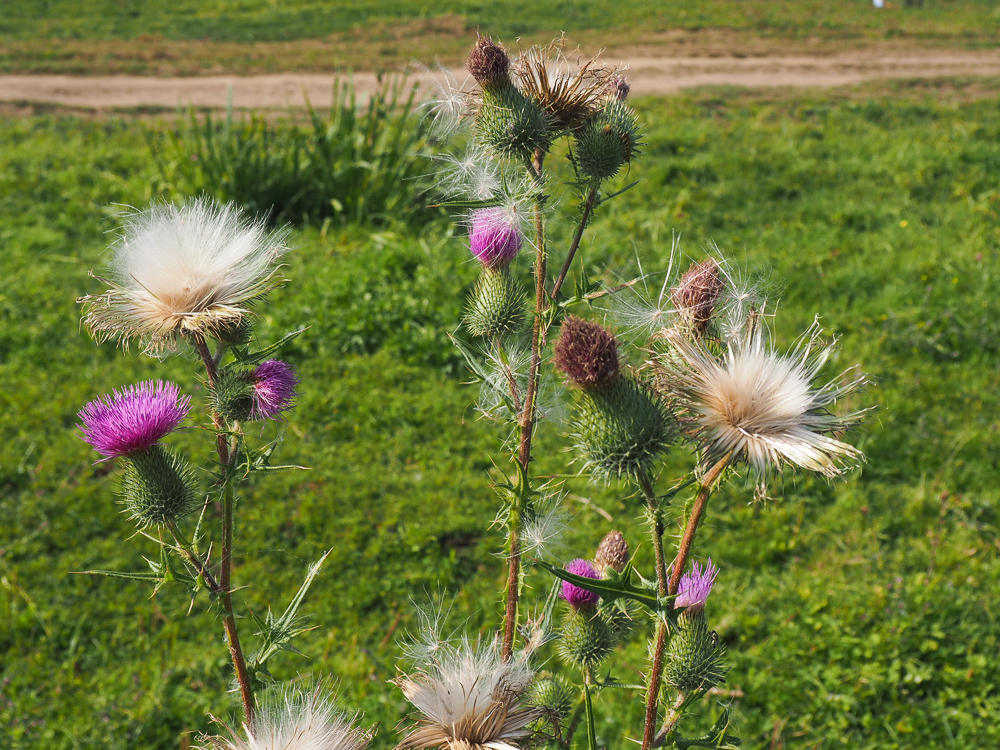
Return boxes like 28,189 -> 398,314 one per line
80,198 -> 289,352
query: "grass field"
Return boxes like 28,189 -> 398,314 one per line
1,70 -> 999,748
2,1 -> 999,74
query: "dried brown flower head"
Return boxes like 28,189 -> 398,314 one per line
553,315 -> 620,388
594,530 -> 629,574
514,42 -> 616,131
671,259 -> 724,334
467,34 -> 510,87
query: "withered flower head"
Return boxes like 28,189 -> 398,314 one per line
467,34 -> 510,87
514,42 -> 616,131
553,315 -> 620,388
672,259 -> 725,334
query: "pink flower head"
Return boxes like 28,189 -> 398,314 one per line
250,359 -> 299,420
675,559 -> 719,612
561,558 -> 600,610
78,380 -> 190,460
468,207 -> 522,267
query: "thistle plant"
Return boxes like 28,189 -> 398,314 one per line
412,32 -> 874,750
76,198 -> 367,744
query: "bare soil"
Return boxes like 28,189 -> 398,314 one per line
2,47 -> 999,111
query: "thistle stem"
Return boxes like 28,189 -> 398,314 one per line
193,333 -> 255,723
584,670 -> 598,750
637,468 -> 669,750
166,520 -> 221,593
502,150 -> 548,662
668,454 -> 731,597
551,184 -> 599,304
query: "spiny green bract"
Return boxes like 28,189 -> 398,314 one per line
574,100 -> 641,182
477,81 -> 553,160
211,366 -> 256,422
558,608 -> 616,670
118,445 -> 198,528
463,265 -> 526,339
527,674 -> 577,719
663,610 -> 729,692
569,374 -> 675,481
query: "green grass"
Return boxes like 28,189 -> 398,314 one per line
1,1 -> 998,75
2,77 -> 999,749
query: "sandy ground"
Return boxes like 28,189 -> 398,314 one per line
2,48 -> 999,110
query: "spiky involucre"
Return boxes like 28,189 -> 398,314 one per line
569,374 -> 676,482
464,265 -> 526,340
573,100 -> 642,182
199,684 -> 372,750
395,640 -> 541,750
594,530 -> 629,574
557,609 -> 616,670
663,610 -> 729,692
80,198 -> 290,353
650,318 -> 871,499
118,445 -> 198,528
475,80 -> 553,161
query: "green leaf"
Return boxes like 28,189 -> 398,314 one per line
231,327 -> 308,366
536,560 -> 676,615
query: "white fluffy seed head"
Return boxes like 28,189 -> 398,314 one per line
652,317 -> 872,499
199,685 -> 371,750
80,198 -> 290,352
396,638 -> 540,750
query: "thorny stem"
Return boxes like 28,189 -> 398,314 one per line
551,184 -> 600,304
193,333 -> 255,723
668,454 -> 732,597
563,702 -> 586,748
638,468 -> 669,750
167,519 -> 221,593
503,149 -> 548,662
653,693 -> 688,747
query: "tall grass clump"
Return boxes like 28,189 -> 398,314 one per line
153,76 -> 437,227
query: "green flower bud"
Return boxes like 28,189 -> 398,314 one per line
118,445 -> 198,528
527,674 -> 577,719
210,366 -> 255,423
213,316 -> 254,347
463,265 -> 526,340
663,610 -> 729,692
574,100 -> 641,182
558,608 -> 616,670
570,373 -> 676,482
476,80 -> 553,160
599,599 -> 636,642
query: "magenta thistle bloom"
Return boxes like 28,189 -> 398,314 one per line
78,380 -> 190,460
561,558 -> 601,609
250,359 -> 299,420
468,207 -> 522,267
675,559 -> 719,612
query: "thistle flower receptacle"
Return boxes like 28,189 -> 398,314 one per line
199,685 -> 372,750
553,315 -> 620,388
78,380 -> 191,460
469,207 -> 523,268
80,198 -> 290,352
650,318 -> 872,499
396,640 -> 540,750
674,559 -> 718,614
560,558 -> 600,610
671,258 -> 724,335
594,530 -> 629,575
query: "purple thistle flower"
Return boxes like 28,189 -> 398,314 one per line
674,559 -> 719,612
469,207 -> 522,268
561,558 -> 601,610
250,359 -> 299,420
78,380 -> 190,460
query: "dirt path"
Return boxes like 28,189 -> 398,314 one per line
2,48 -> 999,110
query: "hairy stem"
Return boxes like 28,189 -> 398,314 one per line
668,454 -> 731,596
551,184 -> 600,304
